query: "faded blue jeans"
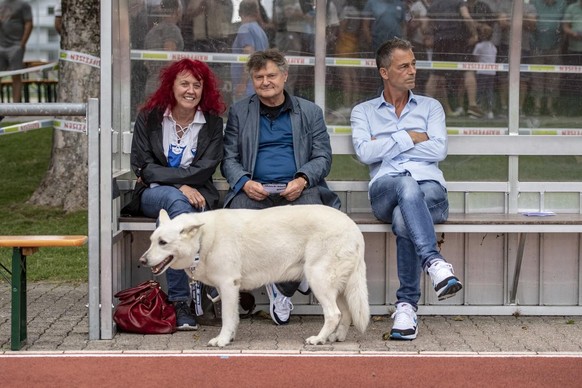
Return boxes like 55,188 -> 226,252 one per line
369,173 -> 448,309
141,185 -> 199,302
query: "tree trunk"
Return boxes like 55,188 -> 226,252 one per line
28,0 -> 100,212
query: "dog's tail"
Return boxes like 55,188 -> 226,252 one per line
345,239 -> 370,333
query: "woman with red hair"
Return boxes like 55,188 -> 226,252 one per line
126,58 -> 226,330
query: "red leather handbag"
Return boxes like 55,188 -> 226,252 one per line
113,280 -> 177,334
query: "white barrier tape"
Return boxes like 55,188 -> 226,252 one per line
52,118 -> 87,133
59,50 -> 101,69
132,50 -> 315,66
3,120 -> 577,137
528,128 -> 582,136
524,63 -> 582,74
328,125 -> 582,136
0,62 -> 58,78
448,127 -> 582,135
0,119 -> 54,135
131,50 -> 582,74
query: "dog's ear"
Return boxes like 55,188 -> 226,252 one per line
159,209 -> 171,224
180,221 -> 205,237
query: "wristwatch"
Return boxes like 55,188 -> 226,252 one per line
296,173 -> 309,189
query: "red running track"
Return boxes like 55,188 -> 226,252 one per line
2,353 -> 582,387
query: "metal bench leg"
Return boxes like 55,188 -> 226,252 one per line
11,247 -> 27,351
510,233 -> 527,304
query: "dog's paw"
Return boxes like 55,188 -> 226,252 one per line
207,336 -> 232,347
328,328 -> 348,343
305,335 -> 327,345
327,333 -> 347,343
327,332 -> 346,343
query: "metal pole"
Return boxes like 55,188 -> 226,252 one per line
87,98 -> 101,340
0,103 -> 86,116
314,0 -> 326,109
100,0 -> 114,340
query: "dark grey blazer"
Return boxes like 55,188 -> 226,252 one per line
221,93 -> 340,209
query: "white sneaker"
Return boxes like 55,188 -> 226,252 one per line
265,283 -> 293,325
390,302 -> 418,340
449,107 -> 465,117
426,260 -> 463,300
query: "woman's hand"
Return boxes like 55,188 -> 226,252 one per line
179,185 -> 205,209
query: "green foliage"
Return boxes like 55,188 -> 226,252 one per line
0,127 -> 88,282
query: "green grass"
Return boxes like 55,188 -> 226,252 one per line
0,127 -> 88,282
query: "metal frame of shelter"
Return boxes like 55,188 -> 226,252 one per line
89,0 -> 582,340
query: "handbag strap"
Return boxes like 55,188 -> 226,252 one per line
114,280 -> 160,300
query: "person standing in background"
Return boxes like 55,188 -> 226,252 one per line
424,0 -> 486,118
530,0 -> 566,116
272,0 -> 313,95
0,0 -> 33,103
231,0 -> 269,101
129,0 -> 149,117
406,0 -> 432,91
335,0 -> 363,109
561,0 -> 582,113
143,0 -> 184,98
472,23 -> 497,119
183,0 -> 234,52
492,1 -> 537,118
362,0 -> 406,54
54,2 -> 62,34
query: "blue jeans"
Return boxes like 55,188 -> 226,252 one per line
141,185 -> 198,302
229,187 -> 323,296
369,174 -> 448,308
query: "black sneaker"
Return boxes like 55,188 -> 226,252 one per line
174,301 -> 199,330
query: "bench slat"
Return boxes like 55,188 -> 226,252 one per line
0,235 -> 88,248
120,213 -> 582,226
349,212 -> 582,225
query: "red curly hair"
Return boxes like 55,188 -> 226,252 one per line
141,58 -> 226,116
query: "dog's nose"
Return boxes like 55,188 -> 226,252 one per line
139,256 -> 147,265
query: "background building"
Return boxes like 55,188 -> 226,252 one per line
25,0 -> 61,63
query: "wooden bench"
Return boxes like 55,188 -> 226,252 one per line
113,133 -> 582,315
118,209 -> 582,310
0,235 -> 88,350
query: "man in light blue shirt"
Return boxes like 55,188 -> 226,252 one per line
351,38 -> 462,340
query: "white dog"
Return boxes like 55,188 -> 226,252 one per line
139,204 -> 369,347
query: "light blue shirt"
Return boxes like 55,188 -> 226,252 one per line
351,91 -> 447,189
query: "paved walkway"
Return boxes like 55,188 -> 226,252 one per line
2,282 -> 582,354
